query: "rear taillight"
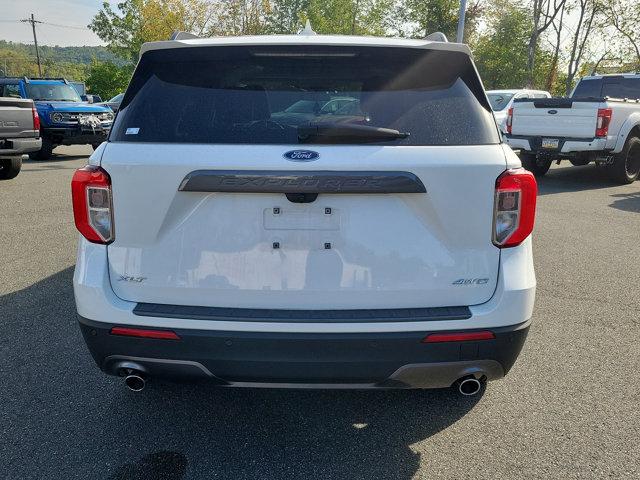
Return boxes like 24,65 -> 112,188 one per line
32,106 -> 40,132
506,107 -> 513,134
596,108 -> 612,138
71,165 -> 114,244
493,168 -> 537,248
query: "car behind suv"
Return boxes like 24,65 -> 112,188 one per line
72,33 -> 537,395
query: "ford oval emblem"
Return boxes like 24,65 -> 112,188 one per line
283,150 -> 320,162
548,109 -> 558,115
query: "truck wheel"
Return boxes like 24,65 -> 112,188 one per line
609,136 -> 640,184
520,153 -> 551,177
0,157 -> 22,180
29,137 -> 53,160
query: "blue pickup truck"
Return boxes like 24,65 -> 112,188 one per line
0,77 -> 113,160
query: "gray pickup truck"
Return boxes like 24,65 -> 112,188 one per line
0,97 -> 41,179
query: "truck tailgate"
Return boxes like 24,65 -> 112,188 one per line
511,99 -> 599,138
0,97 -> 37,140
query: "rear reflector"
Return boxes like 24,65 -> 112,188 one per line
110,327 -> 180,340
422,331 -> 495,343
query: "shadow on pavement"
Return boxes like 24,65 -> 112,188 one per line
536,164 -> 619,196
609,191 -> 640,213
0,268 -> 481,480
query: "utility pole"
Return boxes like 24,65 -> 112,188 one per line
21,14 -> 43,77
456,0 -> 467,43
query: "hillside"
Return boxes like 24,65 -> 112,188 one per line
0,41 -> 127,66
0,41 -> 130,82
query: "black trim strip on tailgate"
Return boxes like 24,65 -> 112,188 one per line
178,170 -> 426,194
133,304 -> 471,323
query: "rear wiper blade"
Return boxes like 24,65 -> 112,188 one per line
298,123 -> 409,141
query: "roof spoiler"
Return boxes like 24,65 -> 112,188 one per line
169,31 -> 200,41
424,32 -> 448,42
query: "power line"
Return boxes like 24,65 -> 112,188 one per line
20,13 -> 42,77
40,21 -> 91,31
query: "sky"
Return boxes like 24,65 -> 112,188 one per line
0,0 -> 112,46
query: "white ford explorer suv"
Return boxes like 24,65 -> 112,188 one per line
72,33 -> 537,396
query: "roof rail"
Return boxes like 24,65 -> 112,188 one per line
170,31 -> 200,41
424,32 -> 448,42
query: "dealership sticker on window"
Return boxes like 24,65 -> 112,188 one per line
125,128 -> 140,135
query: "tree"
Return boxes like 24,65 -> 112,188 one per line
89,0 -> 214,62
545,0 -> 566,92
564,0 -> 602,95
399,0 -> 483,40
85,61 -> 133,100
473,0 -> 558,91
302,0 -> 394,35
266,0 -> 309,33
526,0 -> 566,87
603,0 -> 640,67
208,0 -> 273,36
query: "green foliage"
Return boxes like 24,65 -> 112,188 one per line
90,0 -> 214,61
303,0 -> 394,35
400,0 -> 459,38
266,0 -> 309,33
472,1 -> 552,91
0,41 -> 125,66
85,61 -> 133,99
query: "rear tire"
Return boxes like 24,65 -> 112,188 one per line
28,136 -> 53,160
0,157 -> 22,180
520,153 -> 551,177
609,136 -> 640,184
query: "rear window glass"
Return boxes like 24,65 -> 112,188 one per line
572,77 -> 640,100
487,93 -> 514,111
111,45 -> 498,146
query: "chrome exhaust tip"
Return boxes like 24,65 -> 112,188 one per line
124,373 -> 146,392
456,376 -> 482,396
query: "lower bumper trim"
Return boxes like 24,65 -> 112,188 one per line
103,355 -> 504,389
79,316 -> 529,389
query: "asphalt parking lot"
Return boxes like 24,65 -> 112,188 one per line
1,145 -> 639,479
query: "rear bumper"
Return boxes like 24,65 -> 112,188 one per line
505,135 -> 607,155
78,316 -> 529,388
0,137 -> 42,156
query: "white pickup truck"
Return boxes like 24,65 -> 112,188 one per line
505,74 -> 640,184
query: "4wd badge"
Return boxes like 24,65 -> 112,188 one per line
452,278 -> 489,285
